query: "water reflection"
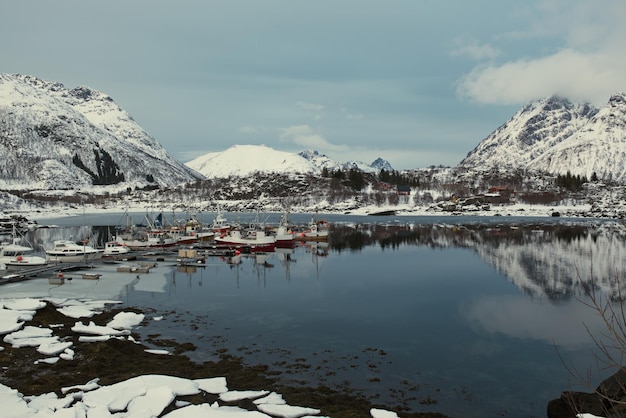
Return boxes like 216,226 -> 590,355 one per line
330,221 -> 626,300
12,216 -> 626,417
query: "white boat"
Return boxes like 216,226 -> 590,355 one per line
297,215 -> 330,241
274,211 -> 295,248
45,240 -> 103,263
103,241 -> 131,257
168,217 -> 215,244
115,229 -> 177,250
0,243 -> 47,269
211,206 -> 232,235
114,213 -> 178,250
215,229 -> 276,252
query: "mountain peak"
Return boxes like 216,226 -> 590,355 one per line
187,146 -> 394,178
0,73 -> 200,190
186,145 -> 319,178
608,92 -> 626,107
371,157 -> 393,171
459,92 -> 626,182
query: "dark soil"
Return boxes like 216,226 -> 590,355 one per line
0,304 -> 447,418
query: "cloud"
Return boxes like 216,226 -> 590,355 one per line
296,101 -> 324,121
457,49 -> 624,105
296,101 -> 325,112
341,107 -> 364,120
279,125 -> 348,152
456,0 -> 626,106
450,39 -> 500,61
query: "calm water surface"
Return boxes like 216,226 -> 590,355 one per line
33,213 -> 626,417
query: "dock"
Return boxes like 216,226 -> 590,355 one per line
0,263 -> 95,283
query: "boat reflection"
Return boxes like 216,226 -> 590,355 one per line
19,218 -> 626,302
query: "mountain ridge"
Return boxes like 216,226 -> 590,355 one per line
0,74 -> 201,191
2,72 -> 626,191
186,145 -> 393,179
459,92 -> 626,181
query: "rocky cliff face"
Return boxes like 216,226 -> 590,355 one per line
459,93 -> 626,181
0,74 -> 202,191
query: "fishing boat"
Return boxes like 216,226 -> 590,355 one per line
103,241 -> 131,257
0,243 -> 47,269
274,211 -> 295,248
45,240 -> 103,263
297,215 -> 330,241
168,217 -> 215,244
114,213 -> 177,250
211,206 -> 232,235
115,229 -> 177,250
214,229 -> 275,252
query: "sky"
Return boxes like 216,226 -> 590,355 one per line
2,0 -> 625,170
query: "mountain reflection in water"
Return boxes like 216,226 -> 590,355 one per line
329,221 -> 626,301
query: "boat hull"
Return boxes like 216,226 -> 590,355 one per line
45,240 -> 103,263
45,252 -> 103,263
3,256 -> 47,270
214,238 -> 275,252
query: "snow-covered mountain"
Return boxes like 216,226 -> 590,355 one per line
459,93 -> 626,181
186,145 -> 319,178
0,74 -> 201,191
529,93 -> 626,181
297,149 -> 391,174
187,145 -> 393,178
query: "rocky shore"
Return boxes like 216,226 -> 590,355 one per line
0,302 -> 448,418
548,367 -> 626,418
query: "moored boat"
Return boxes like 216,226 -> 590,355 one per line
211,206 -> 232,235
0,243 -> 47,269
274,211 -> 295,248
45,240 -> 103,263
297,215 -> 330,241
215,229 -> 275,252
103,241 -> 131,257
168,217 -> 216,244
114,230 -> 177,250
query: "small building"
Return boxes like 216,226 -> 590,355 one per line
397,185 -> 411,196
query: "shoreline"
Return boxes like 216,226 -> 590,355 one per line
7,200 -> 599,223
0,301 -> 448,418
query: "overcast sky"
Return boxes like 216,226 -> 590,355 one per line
3,1 -> 625,169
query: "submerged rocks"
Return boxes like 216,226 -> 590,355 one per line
548,367 -> 626,418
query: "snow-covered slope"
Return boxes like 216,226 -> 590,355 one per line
459,96 -> 597,172
0,74 -> 201,190
528,93 -> 626,181
187,145 -> 394,179
298,149 -> 390,174
458,93 -> 626,182
186,145 -> 319,178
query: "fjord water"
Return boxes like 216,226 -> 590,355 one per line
35,214 -> 626,417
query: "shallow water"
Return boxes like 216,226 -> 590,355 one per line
29,213 -> 626,417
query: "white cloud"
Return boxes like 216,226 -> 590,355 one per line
296,101 -> 325,112
457,0 -> 626,106
279,125 -> 348,152
457,49 -> 624,105
450,39 -> 500,61
341,107 -> 364,120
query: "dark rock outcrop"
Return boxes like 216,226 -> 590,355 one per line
548,367 -> 626,417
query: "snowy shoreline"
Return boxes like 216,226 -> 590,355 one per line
0,262 -> 407,418
10,199 -> 598,223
